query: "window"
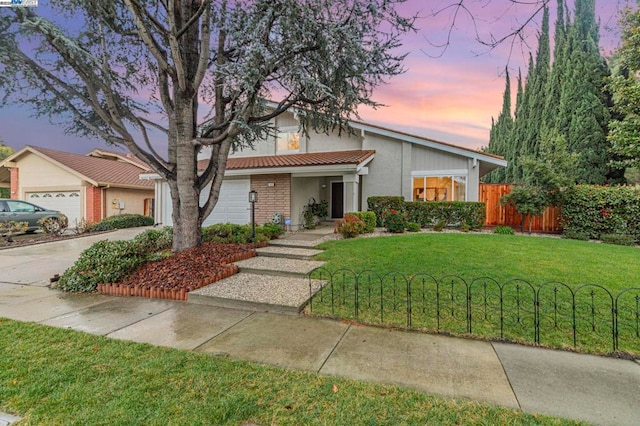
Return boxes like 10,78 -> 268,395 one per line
7,201 -> 36,213
412,173 -> 467,202
276,130 -> 300,153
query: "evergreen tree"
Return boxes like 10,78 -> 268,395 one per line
486,0 -> 620,184
607,6 -> 640,171
484,69 -> 512,183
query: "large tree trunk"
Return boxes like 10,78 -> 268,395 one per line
171,99 -> 202,252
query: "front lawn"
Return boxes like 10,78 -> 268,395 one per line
0,319 -> 577,425
315,233 -> 640,290
310,233 -> 640,356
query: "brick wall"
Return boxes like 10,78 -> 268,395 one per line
9,168 -> 18,199
250,174 -> 291,225
85,186 -> 103,223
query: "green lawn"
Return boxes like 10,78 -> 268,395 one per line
0,319 -> 579,425
310,233 -> 640,355
315,233 -> 640,290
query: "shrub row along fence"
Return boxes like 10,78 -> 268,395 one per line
307,268 -> 640,355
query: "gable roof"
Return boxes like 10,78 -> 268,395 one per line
262,100 -> 506,168
0,145 -> 153,189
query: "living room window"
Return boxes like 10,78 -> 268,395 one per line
412,172 -> 467,202
276,129 -> 300,154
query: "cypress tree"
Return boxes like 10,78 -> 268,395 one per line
485,69 -> 513,183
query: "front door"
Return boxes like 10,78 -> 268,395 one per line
331,182 -> 344,218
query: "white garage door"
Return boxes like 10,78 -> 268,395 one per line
27,191 -> 81,226
202,179 -> 250,226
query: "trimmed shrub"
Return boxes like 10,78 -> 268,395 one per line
384,209 -> 406,233
406,221 -> 421,232
404,201 -> 485,230
92,214 -> 153,231
57,240 -> 147,292
202,223 -> 252,243
494,226 -> 515,235
202,223 -> 279,243
335,214 -> 366,238
561,185 -> 640,243
432,219 -> 445,232
561,230 -> 590,241
367,196 -> 405,226
259,223 -> 284,240
600,234 -> 636,246
133,227 -> 173,252
345,211 -> 376,233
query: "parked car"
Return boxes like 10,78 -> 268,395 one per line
0,199 -> 66,233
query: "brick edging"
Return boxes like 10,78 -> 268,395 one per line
97,246 -> 263,300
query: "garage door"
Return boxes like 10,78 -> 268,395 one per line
27,191 -> 81,227
202,179 -> 250,226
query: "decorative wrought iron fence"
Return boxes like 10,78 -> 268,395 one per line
307,268 -> 640,355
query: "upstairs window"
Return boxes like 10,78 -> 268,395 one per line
276,130 -> 300,154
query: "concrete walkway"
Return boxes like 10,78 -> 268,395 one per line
1,227 -> 639,425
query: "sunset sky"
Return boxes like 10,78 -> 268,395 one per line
0,0 -> 630,154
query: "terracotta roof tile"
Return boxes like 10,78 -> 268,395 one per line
198,150 -> 375,171
29,146 -> 153,188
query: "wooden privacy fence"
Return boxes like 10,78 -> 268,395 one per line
480,183 -> 561,233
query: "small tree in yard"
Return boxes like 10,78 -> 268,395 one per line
0,1 -> 414,252
502,129 -> 578,233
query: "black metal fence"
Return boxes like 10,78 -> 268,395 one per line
307,268 -> 640,355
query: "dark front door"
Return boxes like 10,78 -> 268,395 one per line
331,182 -> 344,218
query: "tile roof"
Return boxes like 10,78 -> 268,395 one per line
198,150 -> 375,171
28,146 -> 153,188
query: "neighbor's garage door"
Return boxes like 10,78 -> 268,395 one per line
27,191 -> 81,226
202,179 -> 250,226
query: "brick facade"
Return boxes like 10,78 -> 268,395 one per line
85,186 -> 103,223
9,168 -> 18,199
250,174 -> 291,225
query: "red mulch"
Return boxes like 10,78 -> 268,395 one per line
98,242 -> 265,300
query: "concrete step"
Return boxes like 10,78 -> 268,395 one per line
234,256 -> 325,278
187,272 -> 327,315
256,246 -> 324,261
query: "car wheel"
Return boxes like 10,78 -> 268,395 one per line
48,219 -> 61,234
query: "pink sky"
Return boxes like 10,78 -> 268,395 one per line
0,0 -> 629,154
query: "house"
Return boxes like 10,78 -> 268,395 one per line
150,111 -> 506,230
0,146 -> 155,226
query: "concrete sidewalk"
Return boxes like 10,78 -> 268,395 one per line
1,229 -> 639,425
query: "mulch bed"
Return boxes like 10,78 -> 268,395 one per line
97,242 -> 267,301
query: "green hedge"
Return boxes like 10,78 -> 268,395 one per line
345,211 -> 376,233
367,196 -> 405,226
201,222 -> 283,244
405,201 -> 485,230
367,197 -> 485,230
560,185 -> 640,242
92,214 -> 154,231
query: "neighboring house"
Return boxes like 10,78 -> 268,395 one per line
0,146 -> 155,226
150,111 -> 506,230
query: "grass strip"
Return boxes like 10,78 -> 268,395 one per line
0,318 -> 581,425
